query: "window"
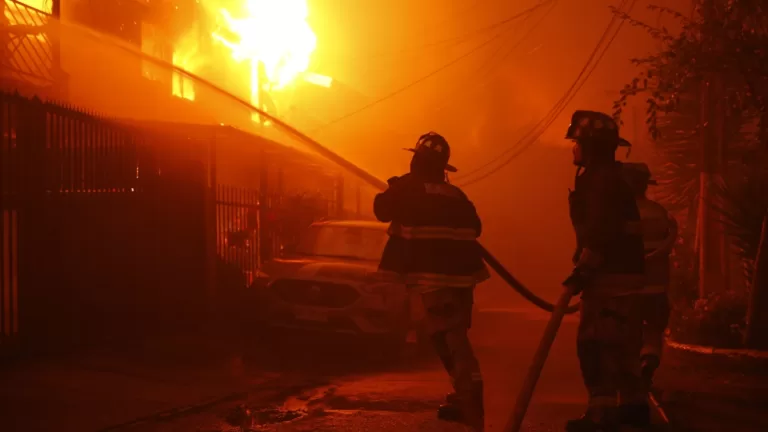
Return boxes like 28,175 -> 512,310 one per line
295,225 -> 388,262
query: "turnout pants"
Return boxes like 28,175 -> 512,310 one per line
577,293 -> 646,421
639,292 -> 670,360
413,286 -> 483,417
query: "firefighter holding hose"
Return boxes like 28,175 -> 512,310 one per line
622,162 -> 677,427
374,132 -> 489,431
563,111 -> 648,432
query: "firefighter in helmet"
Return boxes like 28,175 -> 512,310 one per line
374,132 -> 489,431
563,111 -> 647,431
622,162 -> 677,427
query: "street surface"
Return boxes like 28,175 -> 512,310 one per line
117,308 -> 585,432
2,308 -> 766,432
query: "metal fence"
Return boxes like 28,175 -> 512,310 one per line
217,184 -> 260,288
1,91 -> 143,353
0,91 -> 342,356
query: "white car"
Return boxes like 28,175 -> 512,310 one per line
252,220 -> 423,346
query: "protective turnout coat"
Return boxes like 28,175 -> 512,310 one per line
374,173 -> 489,287
569,162 -> 646,295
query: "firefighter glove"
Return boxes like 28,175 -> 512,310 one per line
562,266 -> 593,295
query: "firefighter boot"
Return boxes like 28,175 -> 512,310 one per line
438,390 -> 461,422
438,385 -> 484,430
565,407 -> 620,432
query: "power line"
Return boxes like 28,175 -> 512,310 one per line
458,7 -> 633,187
458,12 -> 630,186
469,0 -> 559,94
331,1 -> 544,64
310,1 -> 554,135
432,0 -> 559,115
456,0 -> 629,180
456,0 -> 636,187
433,0 -> 484,27
460,22 -> 627,186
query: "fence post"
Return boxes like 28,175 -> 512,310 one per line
258,150 -> 270,263
355,182 -> 361,218
335,174 -> 344,218
204,133 -> 217,320
16,96 -> 48,348
276,166 -> 284,254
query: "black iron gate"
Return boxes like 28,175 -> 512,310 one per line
1,91 -> 345,356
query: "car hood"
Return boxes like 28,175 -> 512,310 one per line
261,256 -> 378,282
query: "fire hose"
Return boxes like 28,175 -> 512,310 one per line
62,13 -> 580,313
154,58 -> 582,315
65,21 -> 671,432
154,62 -> 583,432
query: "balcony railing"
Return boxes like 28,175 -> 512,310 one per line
1,0 -> 57,89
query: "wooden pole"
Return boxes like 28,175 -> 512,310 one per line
697,76 -> 714,298
695,1 -> 726,299
355,183 -> 361,218
745,214 -> 768,348
715,76 -> 730,291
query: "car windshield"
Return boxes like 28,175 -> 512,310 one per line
294,225 -> 388,262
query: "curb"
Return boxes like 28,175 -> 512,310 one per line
666,340 -> 768,360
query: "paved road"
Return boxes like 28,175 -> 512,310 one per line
3,308 -> 766,431
120,309 -> 589,432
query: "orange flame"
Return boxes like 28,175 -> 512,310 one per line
211,0 -> 316,90
165,0 -> 327,124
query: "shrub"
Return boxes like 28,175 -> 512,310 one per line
669,288 -> 748,348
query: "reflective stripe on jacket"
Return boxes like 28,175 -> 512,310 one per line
376,269 -> 491,288
388,224 -> 479,241
374,173 -> 489,286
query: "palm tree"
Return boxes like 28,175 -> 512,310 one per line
715,155 -> 768,347
612,0 -> 768,347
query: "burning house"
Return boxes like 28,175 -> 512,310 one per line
1,1 -> 367,355
135,0 -> 331,127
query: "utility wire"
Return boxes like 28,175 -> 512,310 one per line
465,0 -> 559,97
457,10 -> 630,186
456,0 -> 636,186
310,1 -> 554,135
332,0 -> 545,64
459,18 -> 630,187
456,0 -> 629,180
459,20 -> 627,186
432,0 -> 559,115
433,0 -> 485,28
